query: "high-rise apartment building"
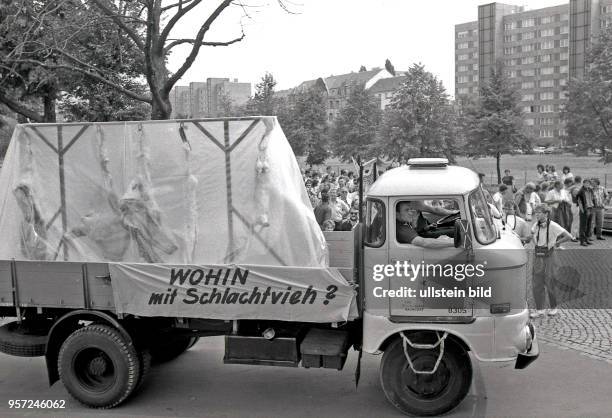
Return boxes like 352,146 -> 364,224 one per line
170,78 -> 252,118
455,0 -> 612,145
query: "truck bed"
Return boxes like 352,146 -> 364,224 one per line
0,229 -> 360,315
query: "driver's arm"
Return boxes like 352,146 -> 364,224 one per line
413,201 -> 456,216
411,236 -> 454,248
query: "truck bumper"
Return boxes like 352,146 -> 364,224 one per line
515,322 -> 539,369
363,309 -> 539,363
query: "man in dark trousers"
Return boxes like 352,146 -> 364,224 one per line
576,179 -> 595,246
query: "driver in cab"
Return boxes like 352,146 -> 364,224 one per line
396,201 -> 455,248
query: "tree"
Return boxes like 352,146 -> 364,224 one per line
461,61 -> 529,183
57,82 -> 150,122
359,65 -> 367,72
2,1 -> 290,120
246,72 -> 277,116
562,26 -> 612,159
281,88 -> 328,164
215,87 -> 235,117
375,63 -> 456,161
330,84 -> 381,161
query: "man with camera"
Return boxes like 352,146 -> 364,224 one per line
529,204 -> 574,318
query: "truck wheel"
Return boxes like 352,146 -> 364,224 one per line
58,324 -> 140,408
0,321 -> 48,357
380,335 -> 472,417
150,335 -> 197,364
134,349 -> 151,392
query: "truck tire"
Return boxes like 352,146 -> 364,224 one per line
0,321 -> 48,357
58,324 -> 140,409
380,335 -> 472,417
150,335 -> 197,364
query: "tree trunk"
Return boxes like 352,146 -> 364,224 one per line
150,90 -> 172,120
496,151 -> 501,184
43,94 -> 56,123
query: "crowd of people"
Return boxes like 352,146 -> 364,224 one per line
486,166 -> 609,246
485,165 -> 609,319
302,167 -> 361,231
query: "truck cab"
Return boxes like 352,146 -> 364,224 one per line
352,158 -> 538,416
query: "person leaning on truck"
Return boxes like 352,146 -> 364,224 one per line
396,202 -> 454,248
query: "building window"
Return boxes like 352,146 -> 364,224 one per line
560,38 -> 569,48
540,104 -> 554,113
560,25 -> 569,34
457,30 -> 469,38
560,90 -> 569,99
522,56 -> 535,64
522,81 -> 535,89
540,129 -> 553,138
541,16 -> 554,24
559,78 -> 567,87
523,106 -> 534,113
540,28 -> 554,37
522,94 -> 535,101
561,13 -> 569,21
472,75 -> 478,82
473,64 -> 478,71
458,76 -> 469,83
541,54 -> 551,62
457,42 -> 469,49
458,65 -> 469,72
541,92 -> 554,100
539,117 -> 554,125
525,118 -> 535,126
560,65 -> 568,73
508,70 -> 518,78
504,21 -> 517,30
602,5 -> 612,13
458,87 -> 469,95
457,54 -> 469,60
523,18 -> 535,27
522,68 -> 536,77
523,31 -> 535,40
471,52 -> 478,59
560,51 -> 569,60
504,35 -> 513,42
523,44 -> 533,52
541,40 -> 554,49
504,47 -> 514,55
539,79 -> 554,88
541,67 -> 554,75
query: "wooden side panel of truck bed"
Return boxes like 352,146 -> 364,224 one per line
0,229 -> 359,312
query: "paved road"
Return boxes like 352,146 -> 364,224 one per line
0,336 -> 610,418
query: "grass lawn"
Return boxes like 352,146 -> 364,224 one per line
304,154 -> 612,188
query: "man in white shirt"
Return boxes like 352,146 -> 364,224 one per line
492,184 -> 507,215
526,182 -> 540,221
529,204 -> 573,318
329,190 -> 349,228
502,201 -> 532,244
545,180 -> 572,230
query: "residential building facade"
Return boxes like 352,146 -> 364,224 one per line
455,0 -> 612,145
170,78 -> 252,118
277,67 -> 396,121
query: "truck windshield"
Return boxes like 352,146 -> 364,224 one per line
468,188 -> 496,245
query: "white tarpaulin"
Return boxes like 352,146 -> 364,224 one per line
109,263 -> 358,322
0,118 -> 328,267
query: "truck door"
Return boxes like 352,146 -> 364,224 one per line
387,197 -> 474,321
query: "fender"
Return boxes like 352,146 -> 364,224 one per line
44,310 -> 134,385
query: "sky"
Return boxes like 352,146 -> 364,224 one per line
167,0 -> 566,96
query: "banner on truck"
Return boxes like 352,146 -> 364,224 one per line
109,263 -> 358,323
